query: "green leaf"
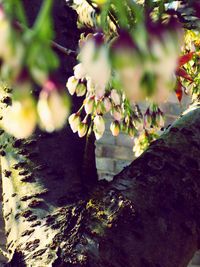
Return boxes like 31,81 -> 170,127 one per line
33,0 -> 54,40
111,0 -> 129,29
14,0 -> 28,26
100,0 -> 111,32
3,0 -> 28,26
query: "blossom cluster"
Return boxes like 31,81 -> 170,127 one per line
67,71 -> 142,140
66,22 -> 181,155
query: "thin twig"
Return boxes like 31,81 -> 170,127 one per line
15,21 -> 77,57
51,41 -> 77,56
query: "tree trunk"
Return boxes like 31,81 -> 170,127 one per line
1,100 -> 200,267
1,1 -> 200,267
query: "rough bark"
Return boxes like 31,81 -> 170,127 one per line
0,1 -> 200,267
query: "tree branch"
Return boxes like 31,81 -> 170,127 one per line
51,40 -> 77,56
15,21 -> 77,57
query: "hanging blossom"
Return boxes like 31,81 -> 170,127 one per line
68,113 -> 81,133
65,13 -> 193,158
110,89 -> 121,106
66,24 -> 177,146
144,105 -> 165,130
93,115 -> 105,140
79,33 -> 111,98
110,121 -> 120,136
78,118 -> 88,138
0,82 -> 37,139
67,58 -> 142,140
66,33 -> 128,140
84,96 -> 95,114
37,80 -> 70,132
66,76 -> 79,95
111,17 -> 183,104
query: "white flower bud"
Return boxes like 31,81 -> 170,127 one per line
74,63 -> 86,80
110,89 -> 121,106
95,100 -> 104,115
66,76 -> 78,95
112,106 -> 123,121
84,97 -> 94,114
144,108 -> 152,129
68,113 -> 81,133
78,122 -> 88,137
93,115 -> 105,140
76,83 -> 86,97
110,121 -> 120,136
156,109 -> 165,128
103,97 -> 111,112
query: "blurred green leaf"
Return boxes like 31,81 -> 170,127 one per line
33,0 -> 53,40
100,0 -> 111,32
